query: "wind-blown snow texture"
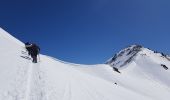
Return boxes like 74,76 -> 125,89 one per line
0,28 -> 170,100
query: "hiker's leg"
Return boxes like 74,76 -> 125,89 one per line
32,55 -> 36,63
32,55 -> 37,63
35,54 -> 38,63
35,55 -> 37,63
31,55 -> 34,62
34,56 -> 37,63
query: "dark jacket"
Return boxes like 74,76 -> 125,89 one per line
29,44 -> 40,56
25,44 -> 40,56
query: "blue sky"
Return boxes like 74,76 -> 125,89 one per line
0,0 -> 170,64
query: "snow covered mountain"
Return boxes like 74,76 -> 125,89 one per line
0,27 -> 170,100
106,45 -> 143,67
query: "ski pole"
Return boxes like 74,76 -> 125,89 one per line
38,54 -> 41,62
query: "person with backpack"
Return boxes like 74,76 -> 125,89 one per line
25,42 -> 40,63
25,42 -> 32,55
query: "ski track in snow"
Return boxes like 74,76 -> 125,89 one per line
28,64 -> 47,100
25,63 -> 33,100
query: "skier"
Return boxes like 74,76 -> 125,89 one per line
25,42 -> 40,63
25,42 -> 32,55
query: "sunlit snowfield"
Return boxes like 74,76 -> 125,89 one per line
0,28 -> 170,100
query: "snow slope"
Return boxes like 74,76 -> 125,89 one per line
0,28 -> 170,100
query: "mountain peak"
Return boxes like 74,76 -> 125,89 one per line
106,44 -> 170,68
106,44 -> 143,67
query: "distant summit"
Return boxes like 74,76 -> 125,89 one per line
106,44 -> 170,69
106,45 -> 143,67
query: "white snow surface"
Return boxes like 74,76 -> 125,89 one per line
0,28 -> 170,100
